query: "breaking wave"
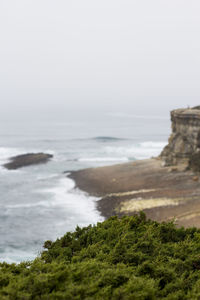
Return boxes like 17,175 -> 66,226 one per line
103,141 -> 167,160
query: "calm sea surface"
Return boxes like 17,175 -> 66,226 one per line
0,115 -> 170,262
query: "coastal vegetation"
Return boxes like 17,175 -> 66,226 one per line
1,213 -> 200,299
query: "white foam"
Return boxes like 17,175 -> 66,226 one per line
40,176 -> 104,227
1,176 -> 104,264
140,141 -> 167,148
0,139 -> 167,263
0,166 -> 22,174
0,147 -> 26,173
44,149 -> 55,155
52,153 -> 68,162
4,177 -> 75,210
104,141 -> 167,160
36,173 -> 58,181
0,147 -> 25,164
5,201 -> 50,209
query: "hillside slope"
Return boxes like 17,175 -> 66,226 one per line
1,214 -> 200,299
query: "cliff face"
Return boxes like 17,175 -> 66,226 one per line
161,107 -> 200,166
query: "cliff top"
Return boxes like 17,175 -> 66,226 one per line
172,107 -> 200,119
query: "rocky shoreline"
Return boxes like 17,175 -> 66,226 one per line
69,158 -> 200,228
69,107 -> 200,228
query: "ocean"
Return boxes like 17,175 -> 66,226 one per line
0,115 -> 170,263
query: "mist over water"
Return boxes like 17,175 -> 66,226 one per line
0,114 -> 170,263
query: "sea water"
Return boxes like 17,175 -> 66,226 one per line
0,115 -> 170,263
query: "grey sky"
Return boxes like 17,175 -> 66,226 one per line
0,1 -> 200,121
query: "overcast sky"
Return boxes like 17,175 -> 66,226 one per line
0,0 -> 200,121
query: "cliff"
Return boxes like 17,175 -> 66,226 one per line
161,107 -> 200,166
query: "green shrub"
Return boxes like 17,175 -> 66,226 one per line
1,213 -> 200,299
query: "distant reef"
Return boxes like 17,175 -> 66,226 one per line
3,153 -> 53,170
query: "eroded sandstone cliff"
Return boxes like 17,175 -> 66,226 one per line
161,107 -> 200,166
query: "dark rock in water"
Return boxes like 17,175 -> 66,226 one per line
4,153 -> 53,170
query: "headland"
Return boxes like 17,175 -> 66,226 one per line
69,107 -> 200,228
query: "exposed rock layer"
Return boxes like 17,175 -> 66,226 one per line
4,153 -> 53,170
161,107 -> 200,166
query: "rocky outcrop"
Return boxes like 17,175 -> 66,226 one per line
161,107 -> 200,166
4,153 -> 53,170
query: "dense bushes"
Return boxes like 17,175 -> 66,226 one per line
1,213 -> 200,299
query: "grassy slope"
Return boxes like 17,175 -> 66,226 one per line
1,213 -> 200,299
